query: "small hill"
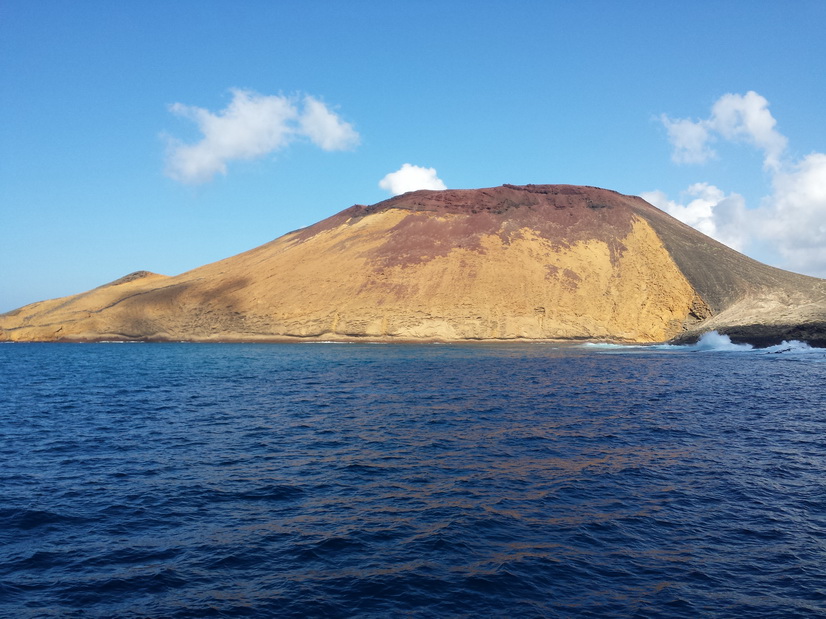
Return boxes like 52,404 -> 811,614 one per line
2,184 -> 825,345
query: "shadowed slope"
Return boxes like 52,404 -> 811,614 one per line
2,185 -> 824,344
627,196 -> 826,344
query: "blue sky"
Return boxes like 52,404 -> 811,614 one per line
2,1 -> 826,312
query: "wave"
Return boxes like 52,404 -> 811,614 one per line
682,331 -> 755,352
677,331 -> 818,354
585,331 -> 819,355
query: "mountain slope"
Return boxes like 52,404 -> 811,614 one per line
2,184 -> 825,344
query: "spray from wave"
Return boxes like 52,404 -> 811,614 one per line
684,331 -> 818,354
690,331 -> 753,351
584,331 -> 817,355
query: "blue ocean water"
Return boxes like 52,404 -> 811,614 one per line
1,337 -> 825,618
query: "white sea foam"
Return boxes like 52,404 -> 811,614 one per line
690,331 -> 753,351
582,342 -> 647,350
760,340 -> 817,354
584,331 -> 819,355
687,332 -> 819,354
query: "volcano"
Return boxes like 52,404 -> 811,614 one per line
2,184 -> 825,345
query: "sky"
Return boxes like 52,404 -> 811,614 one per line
2,1 -> 826,312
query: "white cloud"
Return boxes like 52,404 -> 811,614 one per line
709,92 -> 787,171
758,153 -> 826,275
650,91 -> 826,277
661,116 -> 716,164
299,95 -> 360,151
641,183 -> 749,251
379,163 -> 447,196
661,91 -> 787,170
165,89 -> 359,184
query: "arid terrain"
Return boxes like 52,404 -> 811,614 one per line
2,184 -> 825,345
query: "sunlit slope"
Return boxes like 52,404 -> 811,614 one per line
2,184 -> 824,343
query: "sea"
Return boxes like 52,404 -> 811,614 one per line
1,333 -> 825,618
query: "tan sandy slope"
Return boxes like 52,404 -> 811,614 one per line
2,185 -> 825,344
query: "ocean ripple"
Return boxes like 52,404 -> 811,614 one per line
1,342 -> 825,617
